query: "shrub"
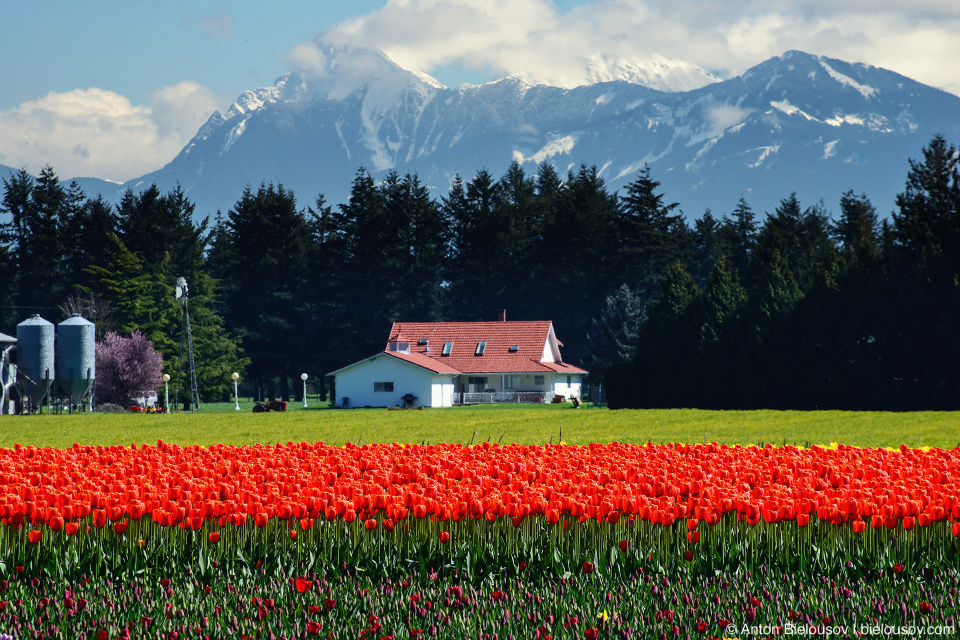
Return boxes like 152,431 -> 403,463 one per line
94,331 -> 162,406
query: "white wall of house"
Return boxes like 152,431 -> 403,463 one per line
552,373 -> 584,400
334,355 -> 454,408
432,378 -> 455,407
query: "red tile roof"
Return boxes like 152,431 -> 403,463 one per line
383,350 -> 461,374
387,325 -> 413,343
382,321 -> 587,375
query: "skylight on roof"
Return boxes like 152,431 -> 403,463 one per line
418,338 -> 428,345
509,345 -> 519,352
442,341 -> 453,356
475,341 -> 487,356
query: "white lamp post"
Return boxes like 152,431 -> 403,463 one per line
162,374 -> 171,413
301,373 -> 308,408
231,372 -> 240,411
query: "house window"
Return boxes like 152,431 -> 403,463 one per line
504,375 -> 518,389
509,345 -> 519,352
566,375 -> 572,385
475,341 -> 487,355
442,341 -> 453,356
467,376 -> 487,392
388,341 -> 409,354
418,338 -> 428,346
534,376 -> 544,386
374,382 -> 394,392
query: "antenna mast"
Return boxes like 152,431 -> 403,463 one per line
174,277 -> 200,412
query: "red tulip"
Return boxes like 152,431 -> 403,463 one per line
687,531 -> 700,544
618,540 -> 629,552
295,577 -> 312,593
113,520 -> 128,535
439,531 -> 450,544
582,561 -> 594,574
27,529 -> 42,544
208,532 -> 221,544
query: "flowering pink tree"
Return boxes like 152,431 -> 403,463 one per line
95,331 -> 163,406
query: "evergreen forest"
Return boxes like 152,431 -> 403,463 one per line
1,135 -> 958,410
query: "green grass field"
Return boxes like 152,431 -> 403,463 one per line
2,400 -> 958,449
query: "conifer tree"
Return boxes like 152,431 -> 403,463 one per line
695,255 -> 749,407
82,233 -> 161,340
633,261 -> 700,407
834,190 -> 880,266
617,164 -> 689,290
892,133 -> 960,270
208,182 -> 314,400
584,284 -> 647,374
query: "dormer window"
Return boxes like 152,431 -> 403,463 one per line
475,341 -> 487,356
388,341 -> 410,354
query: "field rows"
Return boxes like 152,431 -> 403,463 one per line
2,429 -> 959,638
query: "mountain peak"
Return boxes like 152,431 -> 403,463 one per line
503,53 -> 719,92
281,43 -> 443,102
582,54 -> 720,92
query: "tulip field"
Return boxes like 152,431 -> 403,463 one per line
1,409 -> 959,638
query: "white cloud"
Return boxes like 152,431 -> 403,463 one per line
150,81 -> 223,140
286,42 -> 330,78
0,82 -> 222,181
309,0 -> 960,95
705,103 -> 756,132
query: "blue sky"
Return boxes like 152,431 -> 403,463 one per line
2,0 -> 958,181
2,2 -> 387,110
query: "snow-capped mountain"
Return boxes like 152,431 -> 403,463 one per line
580,53 -> 720,92
505,52 -> 721,92
101,49 -> 960,219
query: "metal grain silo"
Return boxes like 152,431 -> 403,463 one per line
17,314 -> 54,411
58,314 -> 96,411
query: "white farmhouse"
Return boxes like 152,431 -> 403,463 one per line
330,313 -> 587,408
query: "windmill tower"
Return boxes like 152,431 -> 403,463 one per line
175,277 -> 200,411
